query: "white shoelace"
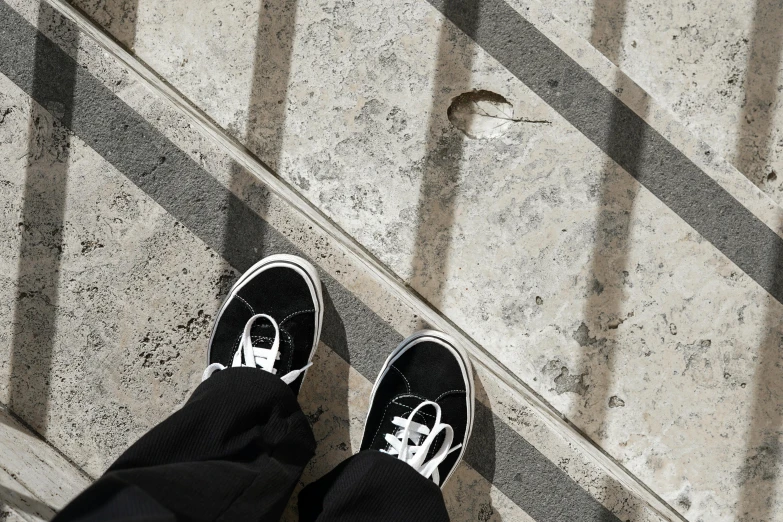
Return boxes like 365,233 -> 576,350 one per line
202,314 -> 312,383
381,400 -> 462,485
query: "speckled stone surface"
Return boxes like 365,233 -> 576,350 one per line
54,0 -> 783,519
0,1 -> 671,520
15,0 -> 779,520
545,0 -> 783,200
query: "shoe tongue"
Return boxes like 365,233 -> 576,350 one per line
248,320 -> 277,349
234,320 -> 279,369
391,397 -> 437,429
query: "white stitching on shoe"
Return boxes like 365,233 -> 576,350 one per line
245,326 -> 295,373
279,309 -> 315,325
280,328 -> 295,373
250,332 -> 294,372
276,310 -> 314,375
434,389 -> 466,402
392,399 -> 435,419
235,295 -> 255,314
369,393 -> 429,449
389,365 -> 411,393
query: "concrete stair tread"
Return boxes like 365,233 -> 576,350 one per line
3,0 -> 783,520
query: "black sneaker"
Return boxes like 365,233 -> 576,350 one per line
202,254 -> 323,395
360,330 -> 474,487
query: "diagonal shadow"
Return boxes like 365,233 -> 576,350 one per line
738,258 -> 783,521
737,1 -> 783,519
9,1 -> 79,435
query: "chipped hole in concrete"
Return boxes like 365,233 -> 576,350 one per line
608,395 -> 625,408
606,318 -> 623,330
446,89 -> 550,139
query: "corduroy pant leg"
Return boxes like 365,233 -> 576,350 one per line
54,367 -> 316,522
297,450 -> 450,522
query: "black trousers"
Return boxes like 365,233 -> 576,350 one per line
53,367 -> 450,522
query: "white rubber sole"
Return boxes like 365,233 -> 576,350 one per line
206,254 -> 324,385
365,329 -> 475,487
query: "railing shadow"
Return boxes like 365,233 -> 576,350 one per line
735,0 -> 783,186
281,285 -> 352,521
227,2 -> 353,514
408,1 -> 498,517
448,371 -> 498,521
589,0 -> 628,66
223,0 -> 299,259
584,0 -> 647,519
9,1 -> 79,436
410,0 -> 478,310
736,1 -> 783,519
222,0 -> 296,283
738,265 -> 783,521
581,86 -> 645,519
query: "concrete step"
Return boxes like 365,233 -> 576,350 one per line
548,0 -> 783,201
0,1 -> 679,520
56,0 -> 783,519
2,0 -> 783,520
0,404 -> 90,521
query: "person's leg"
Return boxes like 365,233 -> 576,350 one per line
55,254 -> 325,522
298,451 -> 450,522
298,330 -> 474,522
56,368 -> 315,522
